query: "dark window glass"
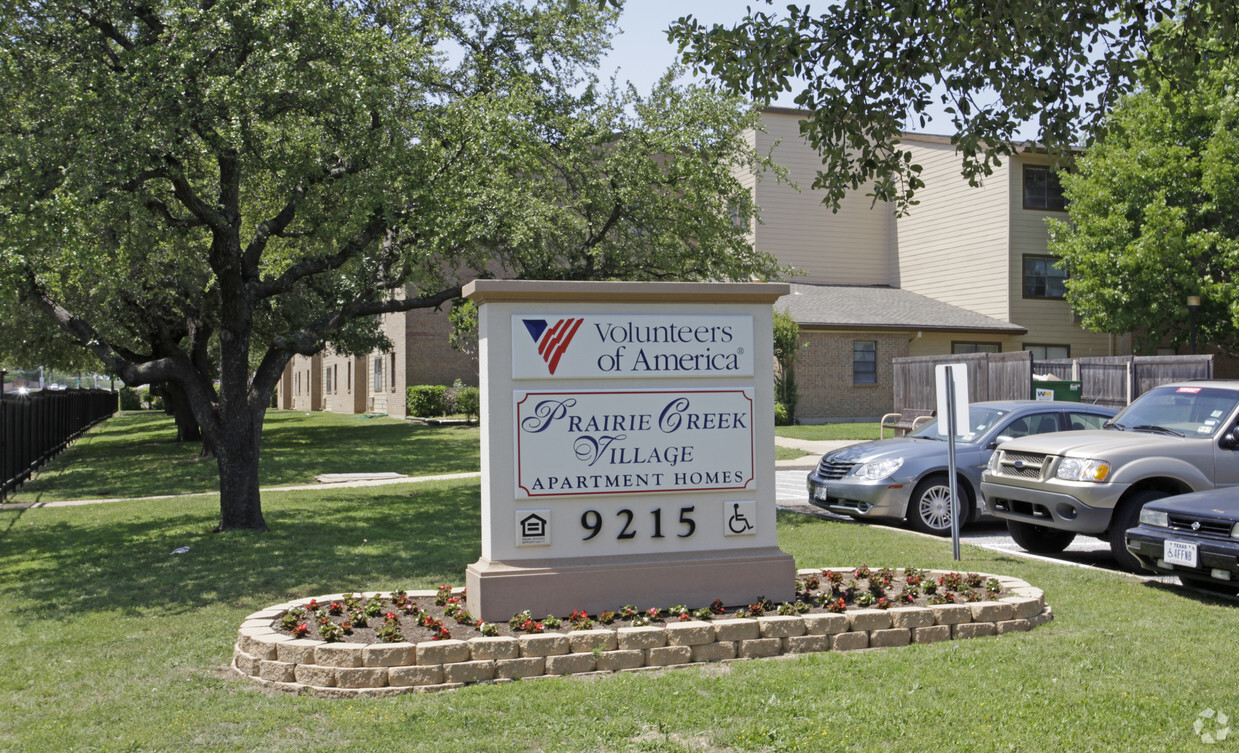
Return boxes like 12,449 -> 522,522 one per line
1023,255 -> 1068,299
853,341 -> 877,384
1024,166 -> 1066,210
952,342 -> 1001,354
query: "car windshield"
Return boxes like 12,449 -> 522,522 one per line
1107,385 -> 1239,437
909,406 -> 1010,442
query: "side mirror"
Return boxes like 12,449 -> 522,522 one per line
991,435 -> 1015,449
1223,426 -> 1239,450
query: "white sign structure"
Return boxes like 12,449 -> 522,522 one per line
515,389 -> 754,497
464,280 -> 795,621
511,314 -> 754,379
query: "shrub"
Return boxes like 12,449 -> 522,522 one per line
119,387 -> 143,411
450,382 -> 479,419
407,385 -> 450,417
774,402 -> 791,426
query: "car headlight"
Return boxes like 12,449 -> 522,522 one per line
854,458 -> 904,481
1056,457 -> 1111,482
986,452 -> 1002,473
1231,522 -> 1239,540
1139,508 -> 1169,528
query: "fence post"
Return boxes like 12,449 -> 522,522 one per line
0,369 -> 5,503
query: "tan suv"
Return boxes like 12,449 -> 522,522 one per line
980,381 -> 1239,570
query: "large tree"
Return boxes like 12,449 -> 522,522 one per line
0,0 -> 781,531
1047,55 -> 1239,355
669,0 -> 1239,213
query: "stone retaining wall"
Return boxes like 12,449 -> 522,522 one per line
232,569 -> 1052,697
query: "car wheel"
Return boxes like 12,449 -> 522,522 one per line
1178,576 -> 1239,595
1007,520 -> 1076,553
1108,489 -> 1168,572
908,474 -> 968,536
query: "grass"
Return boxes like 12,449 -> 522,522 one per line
776,422 -> 881,441
8,410 -> 480,502
1,475 -> 1234,751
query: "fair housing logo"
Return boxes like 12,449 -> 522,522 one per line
512,314 -> 754,380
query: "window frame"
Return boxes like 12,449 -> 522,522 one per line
951,341 -> 1002,355
1022,165 -> 1067,211
1024,343 -> 1071,360
852,340 -> 877,385
1022,254 -> 1068,300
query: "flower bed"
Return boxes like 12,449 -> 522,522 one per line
232,568 -> 1053,697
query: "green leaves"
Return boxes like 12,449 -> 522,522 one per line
1049,55 -> 1239,355
669,0 -> 1238,215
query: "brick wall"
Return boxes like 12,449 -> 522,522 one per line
405,306 -> 478,388
794,330 -> 908,422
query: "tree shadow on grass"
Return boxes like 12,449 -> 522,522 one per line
0,482 -> 483,623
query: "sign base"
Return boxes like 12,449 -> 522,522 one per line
466,548 -> 795,622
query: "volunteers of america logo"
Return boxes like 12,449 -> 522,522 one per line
522,318 -> 583,375
1195,708 -> 1231,744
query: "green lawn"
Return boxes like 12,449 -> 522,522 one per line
0,477 -> 1232,751
8,410 -> 480,502
776,422 -> 881,441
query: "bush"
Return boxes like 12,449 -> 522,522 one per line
449,380 -> 480,420
407,385 -> 450,417
774,402 -> 791,426
119,387 -> 142,411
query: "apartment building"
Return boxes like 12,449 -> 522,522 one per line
750,108 -> 1121,421
278,107 -> 1122,421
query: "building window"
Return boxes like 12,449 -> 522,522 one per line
952,342 -> 1001,354
295,371 -> 300,396
1023,255 -> 1068,299
1023,165 -> 1066,211
853,341 -> 877,384
1025,344 -> 1070,360
325,364 -> 333,393
373,357 -> 384,392
391,353 -> 397,392
346,361 -> 351,391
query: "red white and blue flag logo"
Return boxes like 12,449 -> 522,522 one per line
522,318 -> 584,375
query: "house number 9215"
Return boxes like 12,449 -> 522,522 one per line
581,506 -> 696,541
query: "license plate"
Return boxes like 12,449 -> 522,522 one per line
1164,540 -> 1198,568
812,484 -> 829,502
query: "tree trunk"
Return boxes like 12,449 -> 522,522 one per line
156,382 -> 204,442
211,407 -> 268,532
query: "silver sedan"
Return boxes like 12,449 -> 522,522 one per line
805,400 -> 1118,535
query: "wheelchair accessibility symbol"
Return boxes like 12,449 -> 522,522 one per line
725,501 -> 757,536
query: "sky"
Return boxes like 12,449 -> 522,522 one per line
598,0 -> 1038,141
597,1 -> 800,107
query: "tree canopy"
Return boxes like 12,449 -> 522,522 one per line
1048,55 -> 1239,355
669,0 -> 1239,213
0,0 -> 782,530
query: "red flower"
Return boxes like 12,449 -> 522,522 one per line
307,599 -> 318,610
678,612 -> 691,622
291,623 -> 309,638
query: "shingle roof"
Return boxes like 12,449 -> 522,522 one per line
777,283 -> 1027,334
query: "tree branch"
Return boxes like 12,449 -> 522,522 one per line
252,212 -> 388,299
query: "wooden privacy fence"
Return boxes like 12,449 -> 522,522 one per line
892,353 -> 1214,413
1,384 -> 117,501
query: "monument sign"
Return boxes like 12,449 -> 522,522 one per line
465,280 -> 795,620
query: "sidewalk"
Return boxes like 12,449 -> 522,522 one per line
774,437 -> 860,471
2,440 -> 860,510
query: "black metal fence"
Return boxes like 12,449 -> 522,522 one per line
1,382 -> 117,501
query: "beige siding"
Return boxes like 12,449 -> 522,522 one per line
750,112 -> 894,285
1007,155 -> 1114,358
895,139 -> 1010,319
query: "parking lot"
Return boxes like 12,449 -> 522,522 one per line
775,469 -> 1182,583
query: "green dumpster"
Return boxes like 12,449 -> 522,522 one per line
1033,380 -> 1082,402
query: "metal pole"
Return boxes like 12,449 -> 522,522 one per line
946,368 -> 961,561
0,369 -> 5,503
